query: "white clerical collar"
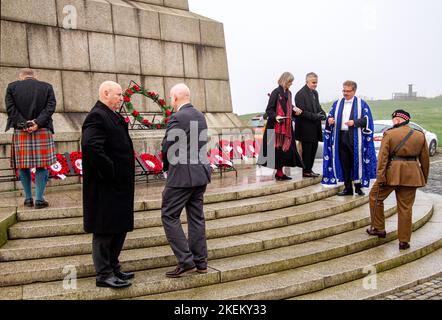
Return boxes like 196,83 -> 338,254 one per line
345,97 -> 355,104
177,103 -> 190,112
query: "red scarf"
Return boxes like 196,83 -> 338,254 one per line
275,90 -> 293,152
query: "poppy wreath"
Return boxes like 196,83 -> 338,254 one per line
232,140 -> 247,160
123,83 -> 173,129
48,153 -> 70,180
139,153 -> 163,174
69,151 -> 83,175
218,139 -> 234,159
244,139 -> 260,158
208,148 -> 233,169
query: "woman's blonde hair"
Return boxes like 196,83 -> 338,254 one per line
278,72 -> 294,88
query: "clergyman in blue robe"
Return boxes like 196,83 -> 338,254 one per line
322,81 -> 377,195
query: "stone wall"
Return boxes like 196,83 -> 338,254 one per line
0,0 -> 244,184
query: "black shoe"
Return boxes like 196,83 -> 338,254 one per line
165,266 -> 197,278
366,227 -> 387,238
276,174 -> 292,181
303,171 -> 315,178
399,242 -> 410,250
24,198 -> 34,208
96,276 -> 132,289
115,271 -> 135,281
355,188 -> 365,196
310,171 -> 321,177
35,200 -> 49,209
337,189 -> 353,196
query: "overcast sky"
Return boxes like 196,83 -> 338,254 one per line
188,0 -> 442,115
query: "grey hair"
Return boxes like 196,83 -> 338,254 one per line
306,72 -> 318,81
343,80 -> 358,91
19,68 -> 35,79
278,72 -> 294,88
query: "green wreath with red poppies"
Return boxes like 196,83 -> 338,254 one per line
122,83 -> 173,129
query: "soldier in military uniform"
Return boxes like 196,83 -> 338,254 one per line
366,110 -> 430,250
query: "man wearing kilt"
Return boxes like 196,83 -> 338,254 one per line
5,69 -> 56,209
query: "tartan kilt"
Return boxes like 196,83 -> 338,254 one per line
11,128 -> 56,169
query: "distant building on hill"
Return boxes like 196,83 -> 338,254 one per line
392,84 -> 417,100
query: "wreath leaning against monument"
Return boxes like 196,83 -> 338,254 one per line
121,81 -> 174,130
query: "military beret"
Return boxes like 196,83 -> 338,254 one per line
392,109 -> 411,121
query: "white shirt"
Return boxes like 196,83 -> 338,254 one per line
341,98 -> 354,131
177,102 -> 189,112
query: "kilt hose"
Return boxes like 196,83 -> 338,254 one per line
11,128 -> 56,169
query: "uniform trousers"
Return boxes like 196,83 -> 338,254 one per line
369,181 -> 417,243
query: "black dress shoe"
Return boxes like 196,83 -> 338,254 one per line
165,266 -> 197,278
115,271 -> 135,281
337,189 -> 353,196
24,198 -> 34,208
399,242 -> 410,250
96,276 -> 132,289
302,172 -> 315,178
35,200 -> 49,209
310,171 -> 321,177
366,227 -> 387,238
355,188 -> 365,196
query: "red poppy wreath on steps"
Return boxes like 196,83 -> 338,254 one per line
69,151 -> 83,175
48,153 -> 70,179
139,153 -> 163,174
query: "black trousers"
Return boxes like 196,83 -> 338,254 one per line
161,185 -> 208,270
92,233 -> 127,281
339,130 -> 355,190
301,141 -> 319,172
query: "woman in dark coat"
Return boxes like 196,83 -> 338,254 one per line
258,72 -> 304,180
81,81 -> 135,288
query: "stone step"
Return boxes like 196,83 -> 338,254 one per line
133,200 -> 440,300
0,191 -> 368,261
9,184 -> 343,239
15,176 -> 322,222
292,193 -> 442,300
294,248 -> 442,300
0,196 -> 393,286
0,158 -> 11,170
0,195 -> 436,300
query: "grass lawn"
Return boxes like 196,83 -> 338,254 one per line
239,96 -> 442,139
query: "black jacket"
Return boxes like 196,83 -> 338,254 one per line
162,103 -> 212,188
257,86 -> 303,169
5,79 -> 56,133
81,101 -> 135,234
294,85 -> 326,142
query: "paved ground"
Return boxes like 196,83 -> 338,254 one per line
421,151 -> 442,195
379,151 -> 442,300
380,277 -> 442,300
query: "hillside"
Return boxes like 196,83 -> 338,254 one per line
239,96 -> 442,139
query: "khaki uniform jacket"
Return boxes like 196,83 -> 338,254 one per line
376,124 -> 430,187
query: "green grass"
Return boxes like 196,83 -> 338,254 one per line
239,96 -> 442,139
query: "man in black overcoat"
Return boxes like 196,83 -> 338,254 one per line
295,72 -> 326,177
81,81 -> 135,289
161,83 -> 212,278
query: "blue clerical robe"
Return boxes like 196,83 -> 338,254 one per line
322,97 -> 377,188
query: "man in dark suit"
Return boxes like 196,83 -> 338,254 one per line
5,68 -> 57,209
295,72 -> 326,178
81,81 -> 135,289
161,83 -> 212,278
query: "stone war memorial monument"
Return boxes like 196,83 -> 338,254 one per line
1,0 -> 441,302
0,0 -> 244,191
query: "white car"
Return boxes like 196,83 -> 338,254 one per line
373,120 -> 438,157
